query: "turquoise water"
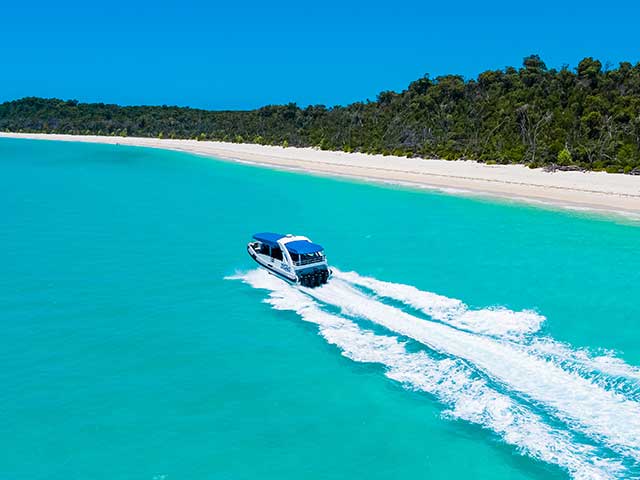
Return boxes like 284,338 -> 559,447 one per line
2,138 -> 640,480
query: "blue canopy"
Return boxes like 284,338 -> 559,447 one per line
253,232 -> 285,247
286,240 -> 324,255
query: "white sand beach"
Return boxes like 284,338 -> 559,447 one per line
3,132 -> 640,215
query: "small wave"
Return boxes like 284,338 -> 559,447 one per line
232,269 -> 624,479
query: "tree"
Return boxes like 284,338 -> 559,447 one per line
577,57 -> 602,87
1,55 -> 639,172
557,148 -> 572,165
516,104 -> 552,163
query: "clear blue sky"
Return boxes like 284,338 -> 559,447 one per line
2,0 -> 639,110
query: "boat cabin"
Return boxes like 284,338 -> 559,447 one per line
251,233 -> 325,265
247,232 -> 331,287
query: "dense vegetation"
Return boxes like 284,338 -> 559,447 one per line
2,55 -> 640,172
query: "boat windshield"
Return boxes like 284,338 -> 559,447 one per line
294,252 -> 325,266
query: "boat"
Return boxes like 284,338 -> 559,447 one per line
247,232 -> 331,287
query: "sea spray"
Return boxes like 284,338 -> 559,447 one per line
303,278 -> 640,461
230,269 -> 625,480
523,339 -> 640,400
334,269 -> 640,399
334,269 -> 545,340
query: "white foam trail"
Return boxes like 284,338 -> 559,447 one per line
525,339 -> 640,399
304,278 -> 640,461
231,269 -> 623,480
334,270 -> 640,398
335,269 -> 545,339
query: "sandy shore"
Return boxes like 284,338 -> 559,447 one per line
3,132 -> 640,216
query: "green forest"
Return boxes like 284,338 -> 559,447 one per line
2,55 -> 640,173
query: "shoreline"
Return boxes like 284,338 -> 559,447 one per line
3,132 -> 640,217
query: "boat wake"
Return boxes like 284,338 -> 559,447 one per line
335,269 -> 545,340
227,268 -> 640,479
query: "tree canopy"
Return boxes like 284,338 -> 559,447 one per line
2,56 -> 640,173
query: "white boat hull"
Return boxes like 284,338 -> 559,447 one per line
247,241 -> 331,287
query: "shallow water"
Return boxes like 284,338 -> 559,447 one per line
1,138 -> 640,479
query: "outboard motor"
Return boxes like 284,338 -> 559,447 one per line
321,270 -> 329,284
299,268 -> 330,288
